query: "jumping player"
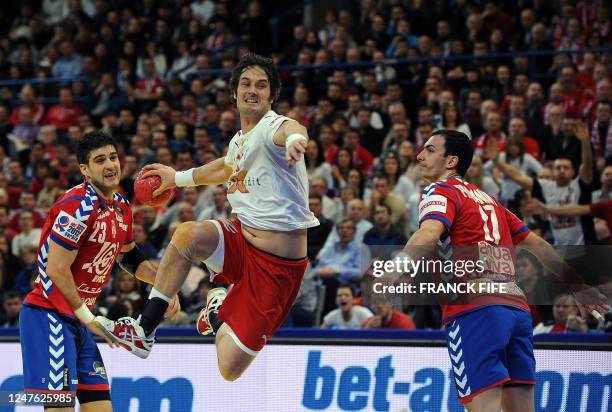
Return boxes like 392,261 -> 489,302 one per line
399,130 -> 606,411
20,131 -> 178,411
95,53 -> 319,381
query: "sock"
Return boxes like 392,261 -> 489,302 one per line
140,297 -> 169,336
209,311 -> 224,334
148,287 -> 172,303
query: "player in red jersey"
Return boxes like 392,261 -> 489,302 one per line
20,131 -> 178,411
397,129 -> 607,411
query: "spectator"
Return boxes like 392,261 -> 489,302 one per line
485,135 -> 542,205
593,166 -> 612,201
11,211 -> 41,257
197,186 -> 230,221
0,290 -> 22,327
322,199 -> 372,248
307,194 -> 333,261
313,219 -> 370,316
437,101 -> 472,139
309,176 -> 339,222
466,155 -> 500,197
474,111 -> 506,161
51,41 -> 83,79
489,121 -> 594,246
14,244 -> 37,295
362,302 -> 415,330
363,203 -> 407,261
321,285 -> 373,329
43,87 -> 81,133
367,174 -> 408,231
533,293 -> 588,334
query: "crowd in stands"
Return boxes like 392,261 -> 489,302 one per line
0,0 -> 611,333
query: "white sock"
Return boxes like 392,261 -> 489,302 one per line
149,287 -> 172,303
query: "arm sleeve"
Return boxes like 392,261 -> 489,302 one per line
418,184 -> 459,230
504,207 -> 530,244
49,198 -> 93,250
589,200 -> 612,219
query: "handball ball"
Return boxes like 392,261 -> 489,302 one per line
133,169 -> 174,207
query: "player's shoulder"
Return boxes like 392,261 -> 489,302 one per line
52,182 -> 100,212
113,191 -> 130,207
261,110 -> 294,130
422,177 -> 462,197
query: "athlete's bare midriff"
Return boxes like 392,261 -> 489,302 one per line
241,224 -> 307,259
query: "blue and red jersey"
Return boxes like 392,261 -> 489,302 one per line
25,181 -> 134,317
418,177 -> 530,322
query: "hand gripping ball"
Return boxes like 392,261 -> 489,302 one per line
133,168 -> 174,207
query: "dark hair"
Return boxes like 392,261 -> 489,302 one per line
505,136 -> 525,163
337,284 -> 355,297
229,53 -> 281,105
375,202 -> 392,216
432,129 -> 473,177
308,193 -> 322,202
76,130 -> 118,164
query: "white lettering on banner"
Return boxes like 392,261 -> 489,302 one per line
81,241 -> 118,277
53,211 -> 87,243
419,195 -> 447,219
0,343 -> 609,411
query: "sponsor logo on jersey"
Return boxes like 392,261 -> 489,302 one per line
54,211 -> 88,243
419,194 -> 448,217
82,241 -> 119,278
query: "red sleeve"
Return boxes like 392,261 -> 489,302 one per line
125,206 -> 134,244
49,197 -> 93,250
504,207 -> 530,244
386,311 -> 415,330
589,200 -> 612,219
418,183 -> 459,229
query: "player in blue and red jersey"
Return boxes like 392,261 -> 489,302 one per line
20,131 -> 177,411
400,129 -> 607,411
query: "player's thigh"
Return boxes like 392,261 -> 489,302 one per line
501,384 -> 535,412
80,400 -> 113,412
465,385 -> 503,412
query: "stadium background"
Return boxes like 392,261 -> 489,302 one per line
0,0 -> 610,411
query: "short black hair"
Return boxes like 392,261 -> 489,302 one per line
337,284 -> 355,297
76,130 -> 118,164
432,129 -> 473,177
230,53 -> 281,105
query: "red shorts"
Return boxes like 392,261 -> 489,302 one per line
213,219 -> 308,353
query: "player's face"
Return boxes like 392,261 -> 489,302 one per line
235,66 -> 272,118
80,145 -> 121,196
417,135 -> 455,181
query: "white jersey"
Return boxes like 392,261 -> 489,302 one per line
538,177 -> 585,246
224,110 -> 319,231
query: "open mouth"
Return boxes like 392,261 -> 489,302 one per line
104,171 -> 117,179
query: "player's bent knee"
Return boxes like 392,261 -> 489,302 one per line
171,221 -> 219,261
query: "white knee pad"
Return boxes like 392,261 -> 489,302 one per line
204,220 -> 225,277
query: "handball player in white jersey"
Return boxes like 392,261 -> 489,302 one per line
96,53 -> 319,381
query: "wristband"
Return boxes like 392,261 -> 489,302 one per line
175,169 -> 196,187
74,303 -> 95,324
286,133 -> 307,147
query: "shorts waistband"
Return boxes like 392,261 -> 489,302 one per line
249,241 -> 307,263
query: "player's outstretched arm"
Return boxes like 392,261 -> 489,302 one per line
143,158 -> 233,197
518,232 -> 608,319
576,121 -> 593,185
273,120 -> 308,168
46,241 -> 115,346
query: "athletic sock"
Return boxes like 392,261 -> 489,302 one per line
140,297 -> 169,336
209,311 -> 224,334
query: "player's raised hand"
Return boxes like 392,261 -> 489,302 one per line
86,320 -> 117,348
164,295 -> 181,320
142,163 -> 177,197
286,138 -> 307,168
